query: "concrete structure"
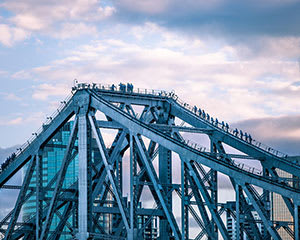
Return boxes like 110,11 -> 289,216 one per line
0,83 -> 299,239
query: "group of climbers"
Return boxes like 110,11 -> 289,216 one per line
190,105 -> 252,144
0,152 -> 16,173
110,83 -> 134,93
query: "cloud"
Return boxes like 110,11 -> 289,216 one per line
0,24 -> 29,46
233,115 -> 300,155
8,23 -> 300,122
114,0 -> 300,39
10,14 -> 48,31
32,83 -> 70,100
0,0 -> 115,42
0,117 -> 23,126
51,22 -> 99,39
116,0 -> 223,15
0,93 -> 22,101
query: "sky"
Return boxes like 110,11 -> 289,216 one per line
0,0 -> 300,151
0,0 -> 300,236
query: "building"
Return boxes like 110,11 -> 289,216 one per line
226,201 -> 262,240
22,121 -> 159,239
22,121 -> 78,239
271,167 -> 297,240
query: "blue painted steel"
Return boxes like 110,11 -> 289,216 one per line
1,84 -> 299,239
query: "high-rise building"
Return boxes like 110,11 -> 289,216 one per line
22,121 -> 159,240
22,121 -> 78,239
271,167 -> 295,240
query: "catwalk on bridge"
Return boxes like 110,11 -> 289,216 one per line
0,83 -> 299,240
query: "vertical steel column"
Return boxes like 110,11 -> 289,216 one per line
263,167 -> 271,240
235,184 -> 241,240
181,160 -> 185,240
129,134 -> 134,240
78,114 -> 89,240
295,204 -> 299,240
132,139 -> 139,237
36,151 -> 43,240
210,140 -> 218,239
181,161 -> 189,240
159,144 -> 172,240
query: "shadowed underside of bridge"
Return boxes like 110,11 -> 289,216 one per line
0,83 -> 299,240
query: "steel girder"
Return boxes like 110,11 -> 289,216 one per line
0,86 -> 300,240
90,90 -> 300,199
4,156 -> 36,240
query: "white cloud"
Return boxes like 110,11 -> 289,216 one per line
8,23 -> 300,122
51,22 -> 99,39
32,83 -> 70,100
10,14 -> 48,31
0,24 -> 29,46
0,117 -> 22,126
2,0 -> 115,31
1,93 -> 22,101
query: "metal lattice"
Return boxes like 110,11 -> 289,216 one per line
0,83 -> 299,240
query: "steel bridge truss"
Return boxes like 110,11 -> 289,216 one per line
0,84 -> 300,240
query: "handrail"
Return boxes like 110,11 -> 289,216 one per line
74,82 -> 288,159
0,93 -> 74,174
0,82 -> 293,186
167,94 -> 288,159
90,89 -> 300,192
73,82 -> 168,98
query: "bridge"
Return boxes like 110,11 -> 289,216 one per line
0,83 -> 299,239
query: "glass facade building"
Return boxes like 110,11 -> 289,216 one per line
23,122 -> 78,239
21,121 -> 159,239
272,169 -> 293,240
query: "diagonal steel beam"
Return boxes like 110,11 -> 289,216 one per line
243,184 -> 281,240
175,132 -> 213,239
268,167 -> 294,216
184,159 -> 230,240
139,105 -> 150,122
4,156 -> 36,240
214,141 -> 262,240
185,169 -> 215,239
89,92 -> 300,200
125,104 -> 137,118
40,117 -> 78,240
0,99 -> 75,188
92,130 -> 127,200
48,202 -> 73,240
89,113 -> 130,233
133,134 -> 182,240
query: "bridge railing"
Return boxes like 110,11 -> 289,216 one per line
74,82 -> 167,97
91,86 -> 300,191
168,93 -> 288,159
1,82 -> 289,175
77,82 -> 287,159
0,93 -> 73,174
183,135 -> 300,186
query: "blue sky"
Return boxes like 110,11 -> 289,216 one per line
0,0 -> 300,154
1,1 -> 300,237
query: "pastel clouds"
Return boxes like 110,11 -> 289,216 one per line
0,0 -> 115,45
32,83 -> 70,100
0,24 -> 29,46
8,23 -> 299,123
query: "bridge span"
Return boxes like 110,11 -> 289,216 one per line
0,83 -> 299,240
